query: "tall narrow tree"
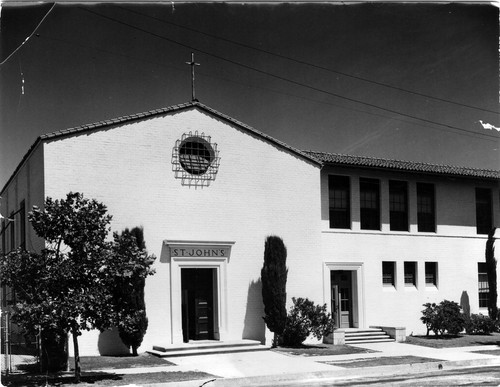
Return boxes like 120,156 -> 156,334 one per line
261,235 -> 288,347
112,227 -> 155,356
486,227 -> 498,320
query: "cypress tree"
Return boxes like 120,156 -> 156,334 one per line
261,235 -> 288,347
114,227 -> 152,356
486,227 -> 498,320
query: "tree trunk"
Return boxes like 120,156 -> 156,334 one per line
132,345 -> 138,356
72,327 -> 81,383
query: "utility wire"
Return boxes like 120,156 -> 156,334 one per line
80,7 -> 499,141
37,33 -> 483,141
117,5 -> 499,115
0,3 -> 56,66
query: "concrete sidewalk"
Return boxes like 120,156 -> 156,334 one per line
99,341 -> 500,386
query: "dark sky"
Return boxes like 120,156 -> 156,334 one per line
1,2 -> 499,188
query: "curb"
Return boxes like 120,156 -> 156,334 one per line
204,357 -> 500,386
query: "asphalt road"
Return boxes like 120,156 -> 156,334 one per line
268,366 -> 500,386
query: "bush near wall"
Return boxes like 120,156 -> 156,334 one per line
420,300 -> 466,337
465,314 -> 499,335
281,297 -> 333,347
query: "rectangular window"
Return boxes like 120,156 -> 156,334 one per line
389,181 -> 408,231
1,219 -> 5,254
404,261 -> 417,286
329,175 -> 350,229
425,262 -> 438,286
417,183 -> 435,232
19,201 -> 26,250
9,211 -> 15,252
476,188 -> 492,235
360,178 -> 380,230
382,261 -> 396,287
478,263 -> 489,308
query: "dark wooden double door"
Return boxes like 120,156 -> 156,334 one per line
181,268 -> 215,342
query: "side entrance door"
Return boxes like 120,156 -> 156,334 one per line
181,268 -> 215,341
331,270 -> 352,328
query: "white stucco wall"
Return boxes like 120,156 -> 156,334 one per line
320,165 -> 500,335
43,107 -> 323,355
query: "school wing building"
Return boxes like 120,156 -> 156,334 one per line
1,102 -> 499,355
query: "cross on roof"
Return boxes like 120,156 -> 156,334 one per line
186,52 -> 200,102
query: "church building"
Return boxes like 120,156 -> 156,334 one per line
1,101 -> 499,355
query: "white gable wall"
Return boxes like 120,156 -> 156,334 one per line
43,108 -> 322,355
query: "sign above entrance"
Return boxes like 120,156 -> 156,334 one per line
163,240 -> 235,262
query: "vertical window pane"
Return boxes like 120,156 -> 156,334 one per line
360,178 -> 380,230
389,181 -> 408,231
417,183 -> 435,232
425,262 -> 437,286
478,263 -> 489,308
404,262 -> 417,286
382,261 -> 395,286
9,211 -> 15,252
476,188 -> 492,235
329,175 -> 350,229
20,201 -> 26,250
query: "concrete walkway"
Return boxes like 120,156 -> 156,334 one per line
97,341 -> 500,386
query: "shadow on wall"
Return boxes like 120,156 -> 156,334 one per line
98,327 -> 131,356
460,291 -> 470,319
242,278 -> 266,344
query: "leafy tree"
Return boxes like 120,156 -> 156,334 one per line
112,227 -> 155,356
281,297 -> 333,347
0,192 -> 155,382
261,235 -> 288,347
486,228 -> 498,320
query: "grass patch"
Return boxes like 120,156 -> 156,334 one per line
323,355 -> 440,368
2,370 -> 218,386
406,333 -> 500,348
69,352 -> 174,370
272,343 -> 376,356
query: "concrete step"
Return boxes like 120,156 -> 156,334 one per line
345,338 -> 395,344
148,339 -> 269,358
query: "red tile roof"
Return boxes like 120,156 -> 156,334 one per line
304,151 -> 500,180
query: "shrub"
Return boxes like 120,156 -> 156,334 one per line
466,314 -> 498,335
281,297 -> 333,347
420,300 -> 466,336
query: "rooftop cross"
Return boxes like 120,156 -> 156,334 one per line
186,52 -> 200,102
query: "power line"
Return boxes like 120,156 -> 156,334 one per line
32,33 -> 494,142
79,7 -> 500,141
117,5 -> 499,116
0,3 -> 57,66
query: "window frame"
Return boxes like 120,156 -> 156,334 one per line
360,178 -> 381,231
382,261 -> 396,288
478,262 -> 489,309
425,262 -> 438,287
475,188 -> 492,235
417,183 -> 436,233
389,180 -> 409,232
404,261 -> 417,287
328,175 -> 351,229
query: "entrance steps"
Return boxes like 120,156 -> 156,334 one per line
148,339 -> 269,357
344,328 -> 395,344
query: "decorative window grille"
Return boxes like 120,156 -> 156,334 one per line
172,131 -> 220,187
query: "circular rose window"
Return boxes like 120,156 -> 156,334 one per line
172,131 -> 220,187
179,137 -> 214,175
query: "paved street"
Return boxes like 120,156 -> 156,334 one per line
268,366 -> 500,386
